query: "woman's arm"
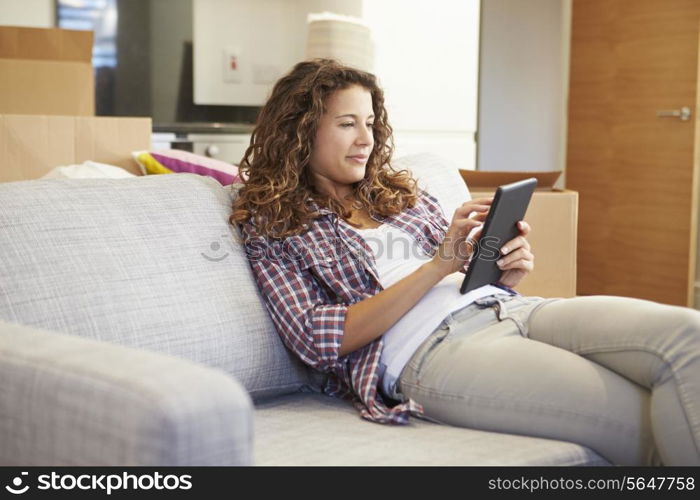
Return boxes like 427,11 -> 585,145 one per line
340,197 -> 493,356
242,230 -> 349,373
341,259 -> 445,356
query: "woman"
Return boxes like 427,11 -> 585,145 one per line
231,59 -> 700,465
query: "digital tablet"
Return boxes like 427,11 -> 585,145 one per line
460,177 -> 538,294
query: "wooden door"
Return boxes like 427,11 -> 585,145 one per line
567,0 -> 700,306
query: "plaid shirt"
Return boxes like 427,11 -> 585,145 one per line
240,190 -> 451,424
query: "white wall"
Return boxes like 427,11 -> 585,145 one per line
0,0 -> 53,27
363,0 -> 480,169
193,0 -> 359,106
478,0 -> 570,179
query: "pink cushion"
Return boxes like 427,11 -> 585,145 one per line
133,149 -> 241,185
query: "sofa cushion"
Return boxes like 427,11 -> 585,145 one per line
0,174 -> 310,400
253,393 -> 610,465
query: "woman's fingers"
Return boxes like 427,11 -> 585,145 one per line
455,198 -> 493,217
501,235 -> 530,255
451,218 -> 484,238
456,206 -> 491,220
469,226 -> 483,241
517,220 -> 531,235
462,197 -> 494,207
496,221 -> 535,288
496,248 -> 534,270
501,221 -> 531,254
501,258 -> 535,274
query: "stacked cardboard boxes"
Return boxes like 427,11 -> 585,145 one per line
0,26 -> 150,181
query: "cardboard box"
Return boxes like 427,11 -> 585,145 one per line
0,26 -> 95,116
460,170 -> 578,298
0,114 -> 152,182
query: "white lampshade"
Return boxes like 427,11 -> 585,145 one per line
305,12 -> 374,73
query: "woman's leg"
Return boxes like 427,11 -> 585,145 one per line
397,295 -> 659,465
526,295 -> 700,465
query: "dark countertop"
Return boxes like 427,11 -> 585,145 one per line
153,122 -> 255,134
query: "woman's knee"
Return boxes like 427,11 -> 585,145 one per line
676,306 -> 700,329
661,306 -> 700,346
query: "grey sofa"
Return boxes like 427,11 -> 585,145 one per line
0,153 -> 609,466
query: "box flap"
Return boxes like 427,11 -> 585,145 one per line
0,26 -> 93,62
459,170 -> 562,189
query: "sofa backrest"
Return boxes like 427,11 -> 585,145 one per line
393,152 -> 472,221
0,174 -> 311,400
0,153 -> 472,401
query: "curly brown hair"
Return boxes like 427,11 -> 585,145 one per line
229,58 -> 418,239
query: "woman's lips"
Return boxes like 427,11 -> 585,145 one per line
347,155 -> 368,164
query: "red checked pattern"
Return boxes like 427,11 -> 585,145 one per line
239,190 -> 450,424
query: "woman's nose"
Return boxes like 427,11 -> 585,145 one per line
356,124 -> 373,145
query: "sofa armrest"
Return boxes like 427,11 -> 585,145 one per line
0,320 -> 253,465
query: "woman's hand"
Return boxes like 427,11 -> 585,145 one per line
427,198 -> 493,279
497,220 -> 535,289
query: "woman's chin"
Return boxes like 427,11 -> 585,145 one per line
350,171 -> 366,183
344,165 -> 366,181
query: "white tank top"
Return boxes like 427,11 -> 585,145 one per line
356,223 -> 504,398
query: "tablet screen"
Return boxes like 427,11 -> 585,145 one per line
460,177 -> 537,294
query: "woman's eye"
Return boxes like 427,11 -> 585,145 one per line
341,122 -> 374,128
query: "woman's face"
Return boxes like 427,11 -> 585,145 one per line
308,85 -> 375,199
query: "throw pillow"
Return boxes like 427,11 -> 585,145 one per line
133,149 -> 241,186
